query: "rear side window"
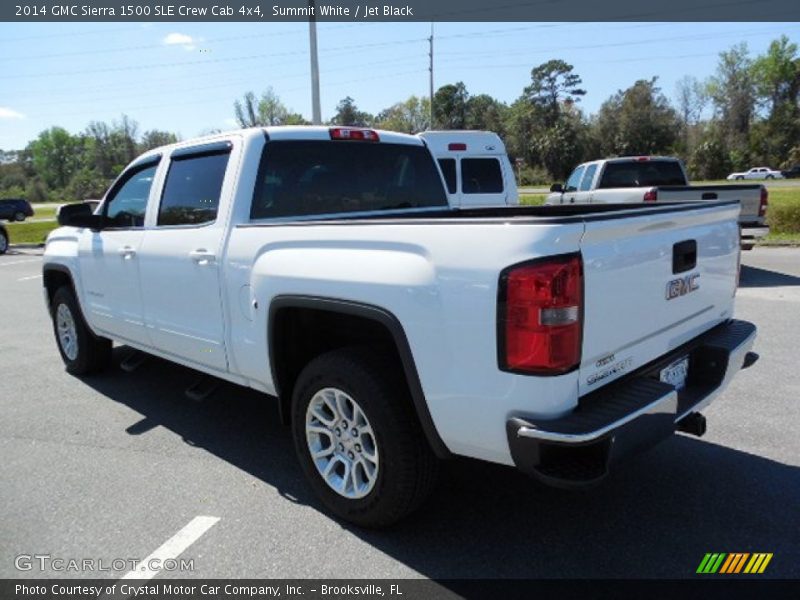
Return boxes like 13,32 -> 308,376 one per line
579,164 -> 597,191
598,161 -> 686,188
251,141 -> 447,219
438,158 -> 457,194
158,148 -> 231,226
461,158 -> 503,194
564,166 -> 585,192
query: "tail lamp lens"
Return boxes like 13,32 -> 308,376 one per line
499,254 -> 583,374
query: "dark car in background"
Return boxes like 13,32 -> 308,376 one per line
0,198 -> 34,222
781,165 -> 800,179
0,223 -> 8,254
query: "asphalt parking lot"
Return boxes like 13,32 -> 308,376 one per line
0,247 -> 798,581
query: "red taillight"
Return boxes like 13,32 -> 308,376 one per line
759,186 -> 768,217
499,254 -> 583,374
329,128 -> 379,142
448,143 -> 467,151
643,188 -> 657,202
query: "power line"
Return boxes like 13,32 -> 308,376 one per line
0,36 -> 428,80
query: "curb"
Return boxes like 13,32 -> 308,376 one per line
9,243 -> 45,249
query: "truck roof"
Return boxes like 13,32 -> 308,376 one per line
418,130 -> 507,155
136,126 -> 424,162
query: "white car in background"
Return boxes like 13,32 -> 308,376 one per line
727,167 -> 784,180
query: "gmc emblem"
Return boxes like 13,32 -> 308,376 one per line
666,273 -> 700,300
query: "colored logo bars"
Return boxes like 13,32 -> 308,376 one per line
696,553 -> 773,574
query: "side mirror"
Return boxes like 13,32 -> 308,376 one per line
550,183 -> 564,193
57,203 -> 103,230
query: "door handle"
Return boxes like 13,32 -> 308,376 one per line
118,246 -> 136,259
189,249 -> 216,265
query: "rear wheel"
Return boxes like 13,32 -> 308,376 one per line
51,286 -> 112,375
13,211 -> 26,222
766,175 -> 774,180
291,347 -> 438,527
735,176 -> 744,180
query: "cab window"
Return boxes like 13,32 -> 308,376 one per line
158,145 -> 231,226
579,164 -> 597,191
564,165 -> 585,192
104,163 -> 158,228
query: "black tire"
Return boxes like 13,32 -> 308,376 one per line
0,229 -> 7,254
735,176 -> 744,180
765,175 -> 774,180
51,285 -> 112,375
291,347 -> 439,528
13,211 -> 26,222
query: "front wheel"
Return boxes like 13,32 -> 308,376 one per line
13,211 -> 26,222
51,286 -> 112,375
0,229 -> 7,254
765,175 -> 774,180
735,176 -> 744,180
291,347 -> 438,528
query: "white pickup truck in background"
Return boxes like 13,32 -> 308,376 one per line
43,127 -> 758,527
545,156 -> 769,249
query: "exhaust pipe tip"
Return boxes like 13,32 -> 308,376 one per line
677,412 -> 707,437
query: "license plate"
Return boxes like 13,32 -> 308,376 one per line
660,356 -> 689,390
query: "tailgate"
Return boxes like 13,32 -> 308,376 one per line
658,185 -> 762,219
578,201 -> 740,396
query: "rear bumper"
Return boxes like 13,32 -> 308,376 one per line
740,224 -> 769,242
506,319 -> 757,488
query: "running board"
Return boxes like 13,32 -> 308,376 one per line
120,350 -> 148,373
185,378 -> 220,402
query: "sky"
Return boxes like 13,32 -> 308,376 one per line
0,21 -> 798,150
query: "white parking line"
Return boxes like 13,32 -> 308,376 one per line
17,274 -> 42,281
0,258 -> 40,267
120,516 -> 220,580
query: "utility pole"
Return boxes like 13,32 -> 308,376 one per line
308,0 -> 321,125
428,23 -> 434,130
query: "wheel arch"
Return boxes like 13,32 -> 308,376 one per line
268,295 -> 452,459
43,263 -> 76,312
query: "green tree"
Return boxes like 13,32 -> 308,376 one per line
465,94 -> 508,136
139,130 -> 178,152
27,127 -> 83,190
531,105 -> 587,179
331,96 -> 372,127
707,43 -> 756,167
592,78 -> 679,157
433,82 -> 469,129
524,59 -> 586,127
374,96 -> 430,133
233,88 -> 300,127
751,36 -> 800,166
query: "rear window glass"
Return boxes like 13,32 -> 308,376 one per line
438,158 -> 457,194
251,141 -> 447,219
598,161 -> 686,188
461,158 -> 503,194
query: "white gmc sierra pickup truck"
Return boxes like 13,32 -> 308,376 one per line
43,127 -> 758,527
545,156 -> 770,249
